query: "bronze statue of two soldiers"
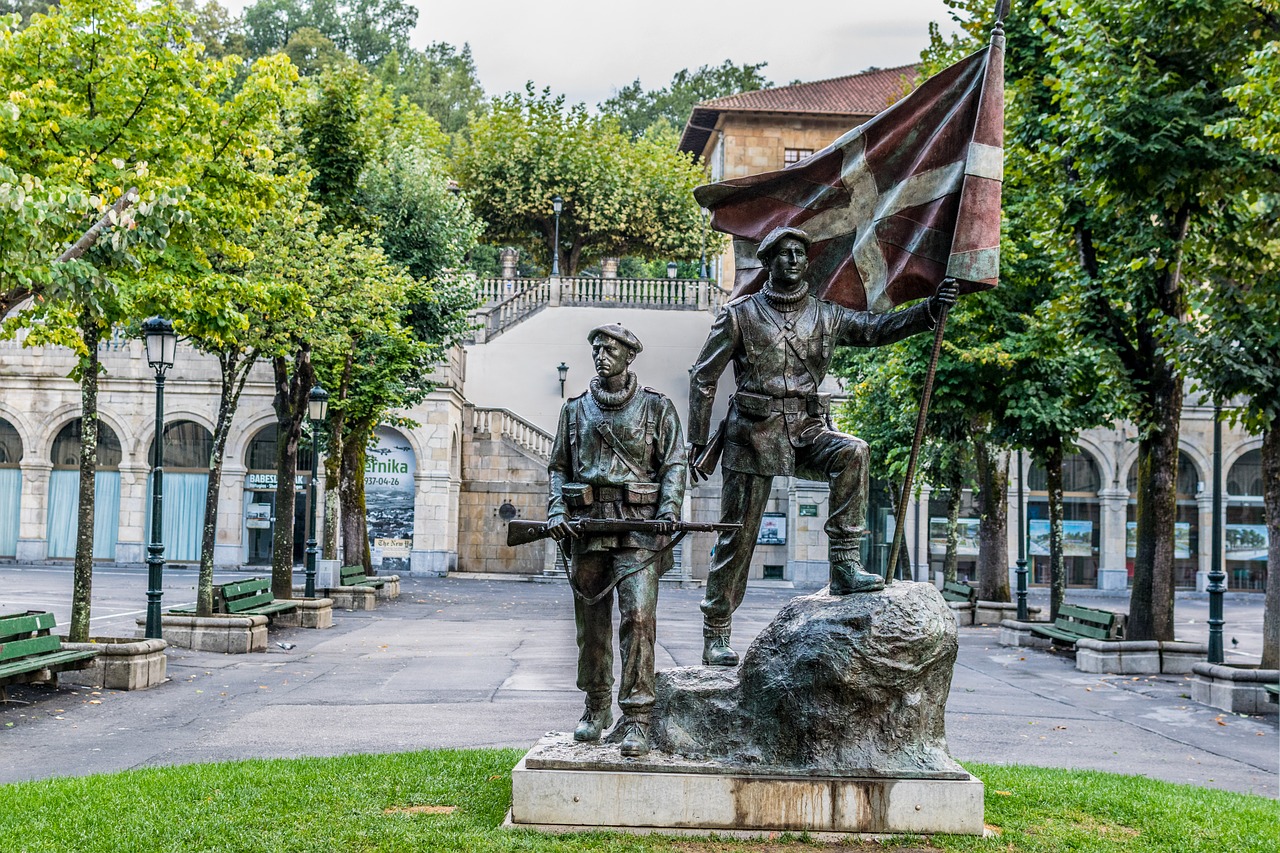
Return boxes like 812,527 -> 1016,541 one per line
542,226 -> 957,754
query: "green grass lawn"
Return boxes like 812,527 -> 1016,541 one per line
1,749 -> 1275,853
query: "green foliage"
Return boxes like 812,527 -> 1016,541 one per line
375,42 -> 486,136
0,752 -> 1275,853
599,59 -> 773,139
456,87 -> 707,274
242,0 -> 418,67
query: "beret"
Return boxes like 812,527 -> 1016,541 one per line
588,323 -> 643,353
756,226 -> 812,263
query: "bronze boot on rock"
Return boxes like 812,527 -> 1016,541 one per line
828,543 -> 884,595
702,623 -> 739,666
573,700 -> 613,742
618,718 -> 650,757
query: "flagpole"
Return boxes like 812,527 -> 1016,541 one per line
885,302 -> 949,583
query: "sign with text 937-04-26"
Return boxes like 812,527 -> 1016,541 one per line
365,426 -> 416,571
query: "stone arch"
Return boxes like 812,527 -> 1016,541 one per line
0,402 -> 36,463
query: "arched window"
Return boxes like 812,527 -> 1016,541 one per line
1028,450 -> 1103,587
0,418 -> 21,556
242,425 -> 314,567
1126,451 -> 1200,589
144,421 -> 213,563
46,419 -> 122,560
1226,449 -> 1266,591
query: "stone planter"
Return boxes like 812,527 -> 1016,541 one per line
59,637 -> 168,690
276,596 -> 334,629
1192,663 -> 1280,715
139,613 -> 267,654
1076,639 -> 1207,675
323,585 -> 377,611
974,601 -> 1041,625
947,601 -> 974,627
998,620 -> 1052,649
374,575 -> 400,601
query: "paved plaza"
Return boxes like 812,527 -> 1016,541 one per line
0,564 -> 1275,798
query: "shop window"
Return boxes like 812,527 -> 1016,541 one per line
145,421 -> 214,563
1226,449 -> 1266,591
1126,452 -> 1200,588
47,419 -> 121,560
0,418 -> 20,556
1028,451 -> 1102,587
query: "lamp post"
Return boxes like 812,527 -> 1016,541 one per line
557,362 -> 569,399
1208,404 -> 1226,663
666,261 -> 678,279
551,196 -> 563,277
304,385 -> 329,599
141,317 -> 176,640
1016,448 -> 1028,622
699,207 -> 709,279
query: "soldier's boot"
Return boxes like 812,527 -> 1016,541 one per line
702,623 -> 739,667
618,717 -> 650,758
573,699 -> 613,742
829,542 -> 884,595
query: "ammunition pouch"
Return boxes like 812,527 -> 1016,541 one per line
733,391 -> 771,420
561,481 -> 660,516
734,391 -> 831,419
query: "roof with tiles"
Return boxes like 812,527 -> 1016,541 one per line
678,63 -> 920,157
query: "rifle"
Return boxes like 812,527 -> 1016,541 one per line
507,518 -> 741,547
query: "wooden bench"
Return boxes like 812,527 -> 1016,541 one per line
1030,604 -> 1124,646
941,581 -> 976,604
1265,683 -> 1279,705
214,577 -> 297,622
0,611 -> 99,690
339,565 -> 387,590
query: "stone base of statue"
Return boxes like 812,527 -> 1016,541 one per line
508,582 -> 983,837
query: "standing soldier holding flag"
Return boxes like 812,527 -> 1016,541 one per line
687,7 -> 1007,666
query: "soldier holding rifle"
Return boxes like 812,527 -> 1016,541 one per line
541,324 -> 688,758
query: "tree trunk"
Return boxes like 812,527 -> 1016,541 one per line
321,353 -> 353,561
974,437 -> 1010,603
68,315 -> 100,643
340,419 -> 372,571
1127,383 -> 1183,642
197,353 -> 252,615
1261,426 -> 1278,670
944,467 -> 963,584
1045,441 -> 1066,622
270,348 -> 313,600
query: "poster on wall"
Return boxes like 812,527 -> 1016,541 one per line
929,518 -> 980,556
1028,520 -> 1095,557
365,426 -> 415,572
757,513 -> 787,545
1126,522 -> 1192,559
1226,524 -> 1268,561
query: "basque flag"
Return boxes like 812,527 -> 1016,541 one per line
695,34 -> 1005,313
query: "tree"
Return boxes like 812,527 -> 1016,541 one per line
600,60 -> 772,139
457,87 -> 706,275
375,42 -> 486,135
241,0 -> 417,67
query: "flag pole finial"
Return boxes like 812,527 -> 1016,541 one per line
995,0 -> 1012,26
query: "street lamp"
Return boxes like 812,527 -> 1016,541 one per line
557,362 -> 569,399
304,384 -> 329,599
1016,448 -> 1028,621
666,261 -> 678,279
1208,404 -> 1226,663
141,317 -> 176,640
551,196 -> 563,277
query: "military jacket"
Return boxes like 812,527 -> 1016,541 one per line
548,383 -> 687,553
688,288 -> 937,477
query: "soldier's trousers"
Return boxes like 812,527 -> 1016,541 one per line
701,429 -> 869,629
573,549 -> 659,720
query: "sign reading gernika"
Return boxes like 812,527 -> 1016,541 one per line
365,426 -> 415,572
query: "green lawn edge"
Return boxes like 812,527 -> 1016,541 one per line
1,749 -> 1275,853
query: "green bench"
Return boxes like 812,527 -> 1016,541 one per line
1265,683 -> 1278,705
1030,603 -> 1125,646
214,577 -> 298,621
0,611 -> 99,690
339,564 -> 387,590
941,580 -> 976,604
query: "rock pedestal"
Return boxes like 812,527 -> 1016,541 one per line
509,581 -> 983,837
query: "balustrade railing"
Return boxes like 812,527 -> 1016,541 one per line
469,405 -> 554,460
467,280 -> 551,343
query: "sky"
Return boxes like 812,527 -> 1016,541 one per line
222,1 -> 966,108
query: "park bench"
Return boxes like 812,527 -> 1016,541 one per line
213,577 -> 297,622
941,581 -> 976,604
1265,683 -> 1278,705
1029,603 -> 1125,647
338,564 -> 387,590
0,611 -> 99,691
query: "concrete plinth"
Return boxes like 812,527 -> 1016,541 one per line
1192,663 -> 1280,715
948,601 -> 974,626
509,735 -> 984,837
998,619 -> 1052,649
1096,568 -> 1128,591
974,600 -> 1041,625
140,614 -> 267,654
60,637 -> 167,690
374,575 -> 401,600
1076,639 -> 1207,674
324,585 -> 377,611
277,596 -> 334,629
